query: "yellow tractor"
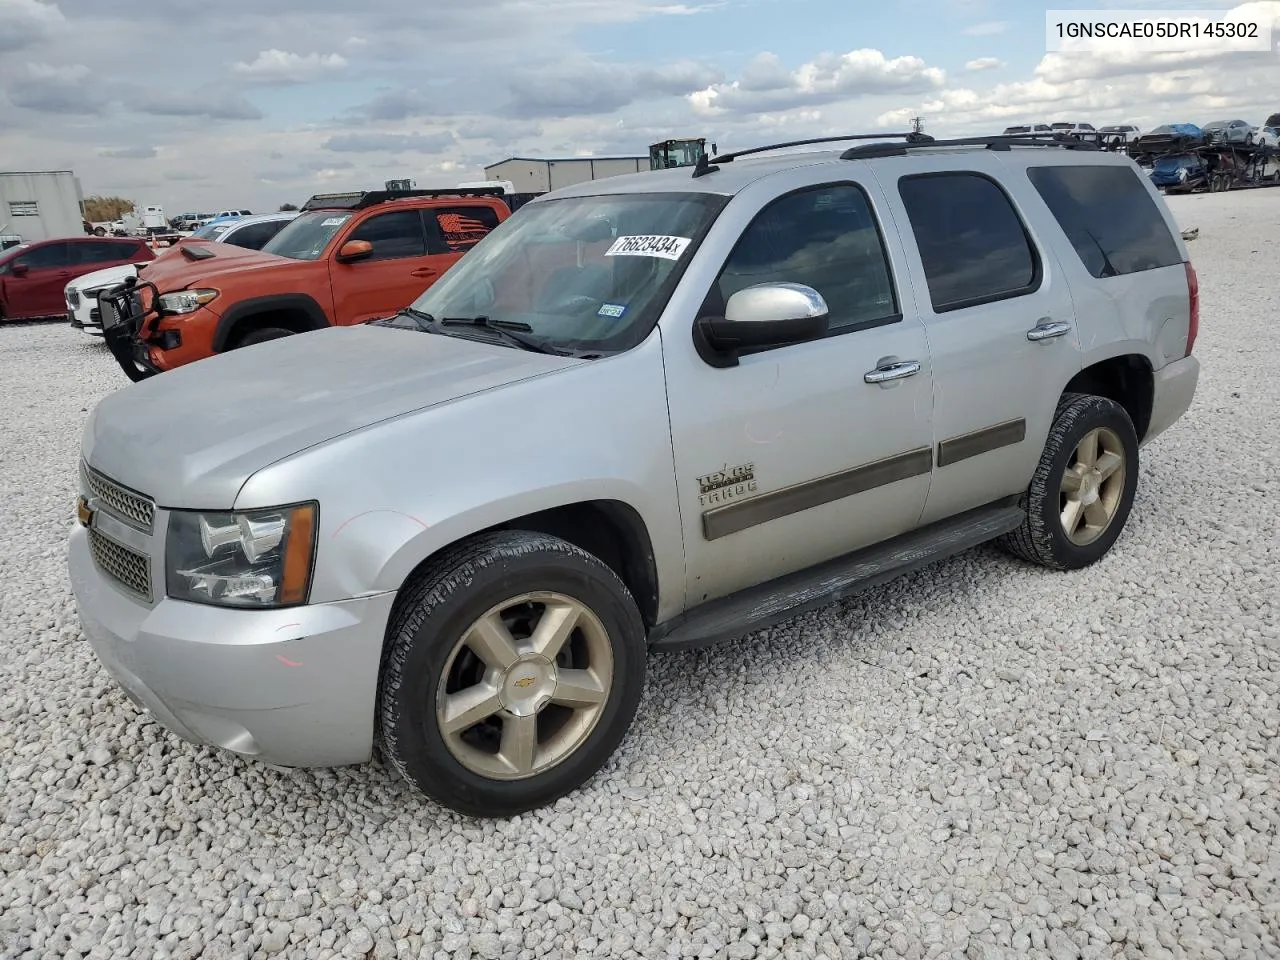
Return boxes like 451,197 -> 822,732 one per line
649,138 -> 716,170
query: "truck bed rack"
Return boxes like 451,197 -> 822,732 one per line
300,187 -> 508,211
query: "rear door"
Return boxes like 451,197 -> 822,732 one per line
328,208 -> 433,324
420,204 -> 504,285
3,242 -> 72,317
869,153 -> 1083,526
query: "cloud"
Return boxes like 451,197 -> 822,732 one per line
322,131 -> 456,153
690,48 -> 945,116
97,144 -> 157,159
7,62 -> 106,114
231,48 -> 348,84
0,0 -> 67,52
131,90 -> 263,121
965,57 -> 1004,72
961,20 -> 1009,36
504,58 -> 724,116
350,88 -> 437,122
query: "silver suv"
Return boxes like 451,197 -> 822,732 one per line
69,132 -> 1201,817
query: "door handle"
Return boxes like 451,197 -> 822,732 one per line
864,359 -> 921,384
1027,319 -> 1071,341
410,267 -> 437,278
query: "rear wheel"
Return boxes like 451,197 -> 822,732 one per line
377,530 -> 647,817
999,393 -> 1139,571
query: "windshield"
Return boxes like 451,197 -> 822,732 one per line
260,209 -> 355,260
384,192 -> 726,353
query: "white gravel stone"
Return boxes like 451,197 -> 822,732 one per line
2,190 -> 1279,959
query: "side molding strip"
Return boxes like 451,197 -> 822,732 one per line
937,418 -> 1026,468
702,447 -> 933,541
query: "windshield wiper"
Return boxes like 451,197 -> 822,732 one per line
386,307 -> 438,332
438,316 -> 566,355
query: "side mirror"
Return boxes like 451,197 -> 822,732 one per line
696,282 -> 828,364
10,263 -> 28,277
336,239 -> 373,263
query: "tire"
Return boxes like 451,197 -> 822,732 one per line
377,530 -> 647,817
999,392 -> 1139,572
233,326 -> 293,348
93,227 -> 106,237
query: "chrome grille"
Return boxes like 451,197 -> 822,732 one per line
84,464 -> 155,532
89,528 -> 153,602
67,289 -> 81,309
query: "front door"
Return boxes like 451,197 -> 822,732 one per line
329,205 -> 503,325
4,242 -> 72,318
662,173 -> 937,606
868,154 -> 1083,525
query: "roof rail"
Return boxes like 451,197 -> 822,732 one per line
300,186 -> 508,211
708,131 -> 933,165
841,134 -> 1101,159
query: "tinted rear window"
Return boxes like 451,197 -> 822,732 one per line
897,172 -> 1039,312
1026,165 -> 1182,278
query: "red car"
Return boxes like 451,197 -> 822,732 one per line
0,237 -> 155,322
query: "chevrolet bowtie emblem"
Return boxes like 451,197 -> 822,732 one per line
513,676 -> 537,689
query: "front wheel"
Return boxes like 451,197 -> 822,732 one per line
377,530 -> 647,817
999,393 -> 1139,571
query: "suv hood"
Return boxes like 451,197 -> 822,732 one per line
138,242 -> 293,291
82,325 -> 582,509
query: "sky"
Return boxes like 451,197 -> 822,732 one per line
1,0 -> 1278,213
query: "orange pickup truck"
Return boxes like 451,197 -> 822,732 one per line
99,187 -> 509,380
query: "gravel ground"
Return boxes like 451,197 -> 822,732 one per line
1,189 -> 1278,960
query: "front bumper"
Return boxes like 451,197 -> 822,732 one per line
1143,354 -> 1200,445
69,523 -> 397,768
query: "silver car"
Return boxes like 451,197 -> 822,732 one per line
69,133 -> 1201,817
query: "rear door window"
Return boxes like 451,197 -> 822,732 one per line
426,206 -> 503,254
897,172 -> 1040,312
1026,165 -> 1182,277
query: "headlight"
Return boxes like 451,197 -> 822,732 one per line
158,288 -> 219,314
166,503 -> 317,608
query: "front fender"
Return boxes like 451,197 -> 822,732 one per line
233,331 -> 687,621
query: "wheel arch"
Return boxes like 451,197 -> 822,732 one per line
381,497 -> 662,641
212,293 -> 330,352
1062,351 -> 1155,443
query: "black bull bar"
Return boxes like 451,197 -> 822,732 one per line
98,279 -> 163,382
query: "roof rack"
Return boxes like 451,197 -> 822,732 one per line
300,186 -> 507,211
840,134 -> 1101,159
692,131 -> 933,177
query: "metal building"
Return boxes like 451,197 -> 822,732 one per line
482,156 -> 648,195
0,171 -> 85,244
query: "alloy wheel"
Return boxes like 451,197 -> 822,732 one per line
435,592 -> 613,780
1059,426 -> 1126,546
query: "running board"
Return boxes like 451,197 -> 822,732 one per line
648,501 -> 1025,653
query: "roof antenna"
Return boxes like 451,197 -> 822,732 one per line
691,150 -> 719,179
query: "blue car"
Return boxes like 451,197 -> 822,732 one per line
1150,154 -> 1208,191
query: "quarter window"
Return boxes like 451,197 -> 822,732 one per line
707,183 -> 898,333
898,172 -> 1039,312
1026,165 -> 1183,277
346,210 -> 427,261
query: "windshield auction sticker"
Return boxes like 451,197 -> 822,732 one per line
605,235 -> 691,260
